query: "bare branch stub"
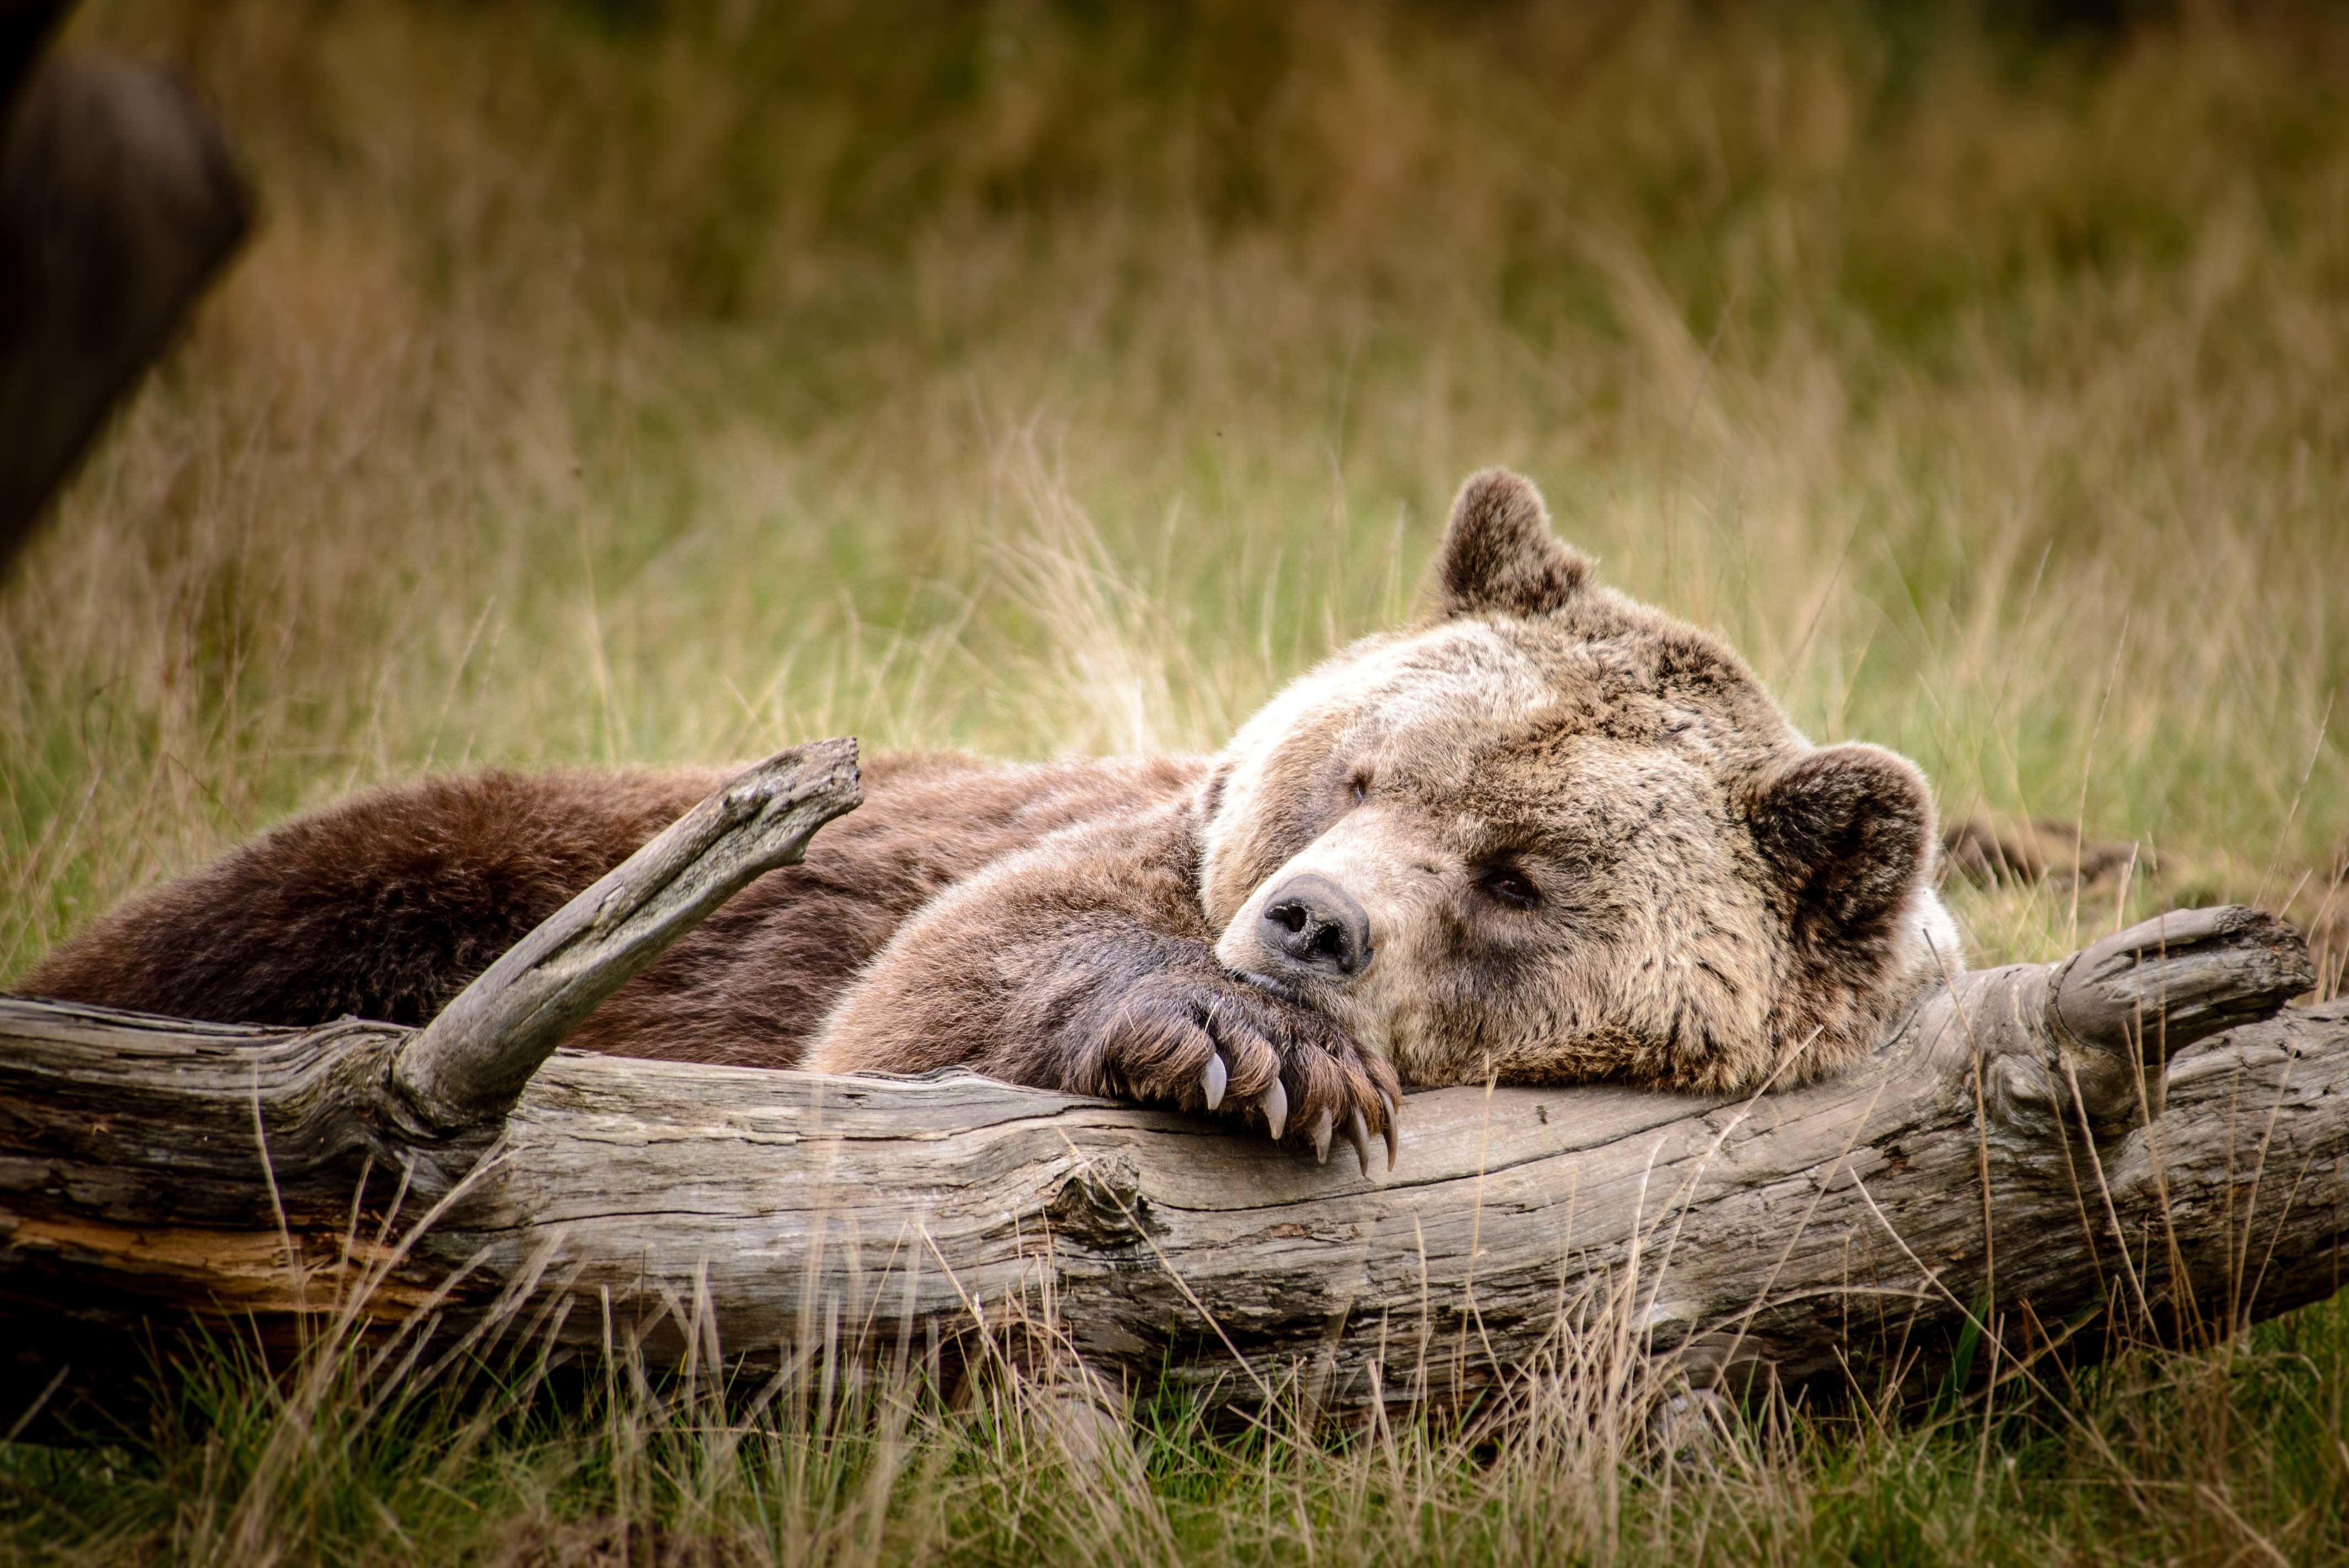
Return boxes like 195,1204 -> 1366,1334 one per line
1913,906 -> 2315,1136
389,738 -> 864,1132
2050,905 -> 2314,1055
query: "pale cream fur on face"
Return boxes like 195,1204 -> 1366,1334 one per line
1205,621 -> 1570,1077
1201,614 -> 1960,1089
1211,737 -> 1788,1086
1215,802 -> 1457,1068
1199,621 -> 1554,928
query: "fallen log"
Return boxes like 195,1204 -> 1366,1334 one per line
0,737 -> 2333,1431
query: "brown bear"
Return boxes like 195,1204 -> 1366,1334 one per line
20,470 -> 1958,1171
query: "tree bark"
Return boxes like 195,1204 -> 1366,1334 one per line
0,741 -> 2333,1429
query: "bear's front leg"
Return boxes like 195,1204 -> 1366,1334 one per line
809,807 -> 1399,1171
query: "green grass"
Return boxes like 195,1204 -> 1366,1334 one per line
7,1302 -> 2349,1564
4,0 -> 2349,1560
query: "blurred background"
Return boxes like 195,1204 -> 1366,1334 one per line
4,0 -> 2345,983
6,7 -> 2349,1560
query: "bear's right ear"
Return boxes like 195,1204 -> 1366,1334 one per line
1430,469 -> 1592,622
1746,744 -> 1935,952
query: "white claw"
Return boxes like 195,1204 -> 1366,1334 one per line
1203,1054 -> 1227,1111
1347,1109 -> 1372,1178
1381,1092 -> 1398,1171
1311,1109 -> 1334,1165
1261,1079 -> 1289,1141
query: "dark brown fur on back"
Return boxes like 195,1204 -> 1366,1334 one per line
24,753 -> 1203,1070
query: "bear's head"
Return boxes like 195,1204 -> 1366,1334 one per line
1200,469 -> 1958,1092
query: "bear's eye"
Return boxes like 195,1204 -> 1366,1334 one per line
1348,772 -> 1370,806
1478,864 -> 1541,911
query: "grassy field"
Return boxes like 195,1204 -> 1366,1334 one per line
4,0 -> 2348,1560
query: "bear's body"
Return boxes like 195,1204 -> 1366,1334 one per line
23,751 -> 1204,1067
22,472 -> 1959,1164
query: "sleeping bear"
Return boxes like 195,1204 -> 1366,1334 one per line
21,470 -> 1959,1170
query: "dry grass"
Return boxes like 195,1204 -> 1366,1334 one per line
4,0 -> 2349,1561
6,1182 -> 2347,1566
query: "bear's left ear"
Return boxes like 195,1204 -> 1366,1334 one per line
1746,744 -> 1934,947
1431,468 -> 1592,621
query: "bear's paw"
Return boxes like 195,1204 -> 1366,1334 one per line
1077,970 -> 1401,1175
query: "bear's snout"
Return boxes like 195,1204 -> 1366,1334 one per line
1258,873 -> 1373,979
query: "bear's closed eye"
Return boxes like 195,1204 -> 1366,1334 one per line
1478,866 -> 1541,910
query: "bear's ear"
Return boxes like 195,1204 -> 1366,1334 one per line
1431,468 -> 1592,621
1746,744 -> 1934,947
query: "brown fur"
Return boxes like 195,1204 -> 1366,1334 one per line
20,469 -> 1954,1153
25,754 -> 1203,1070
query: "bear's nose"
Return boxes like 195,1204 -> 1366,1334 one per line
1260,873 -> 1372,978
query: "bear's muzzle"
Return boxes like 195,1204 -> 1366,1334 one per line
1258,872 -> 1374,979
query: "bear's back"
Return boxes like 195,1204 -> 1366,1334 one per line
19,750 -> 1208,1069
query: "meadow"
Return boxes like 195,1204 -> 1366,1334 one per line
3,1 -> 2347,1561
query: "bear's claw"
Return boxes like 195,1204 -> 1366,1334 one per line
1346,1109 -> 1375,1177
1261,1078 -> 1289,1140
1310,1109 -> 1334,1164
1202,1053 -> 1227,1111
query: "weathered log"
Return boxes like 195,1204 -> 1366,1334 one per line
0,744 -> 2332,1429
